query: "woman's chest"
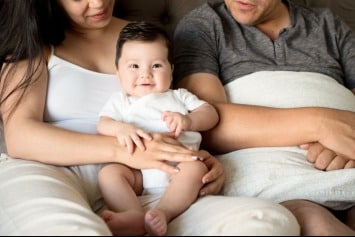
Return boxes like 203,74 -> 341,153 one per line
45,57 -> 121,122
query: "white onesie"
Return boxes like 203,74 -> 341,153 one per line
99,90 -> 204,192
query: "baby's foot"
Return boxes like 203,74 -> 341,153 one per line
144,209 -> 168,236
101,209 -> 145,236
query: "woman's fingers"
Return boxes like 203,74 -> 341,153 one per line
199,152 -> 225,196
152,160 -> 180,175
146,134 -> 200,158
136,129 -> 152,141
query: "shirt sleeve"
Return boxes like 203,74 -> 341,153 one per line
173,4 -> 221,84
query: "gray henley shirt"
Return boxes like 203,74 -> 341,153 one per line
173,0 -> 355,90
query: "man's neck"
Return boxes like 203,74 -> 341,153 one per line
256,1 -> 290,40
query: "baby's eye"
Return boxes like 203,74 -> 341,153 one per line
129,64 -> 139,69
152,64 -> 162,69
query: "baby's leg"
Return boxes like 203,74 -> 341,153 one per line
98,164 -> 145,236
145,161 -> 207,236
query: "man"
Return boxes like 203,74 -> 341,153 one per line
173,0 -> 355,235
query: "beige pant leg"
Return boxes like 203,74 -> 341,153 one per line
0,154 -> 111,236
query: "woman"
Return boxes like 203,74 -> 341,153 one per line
0,0 -> 299,235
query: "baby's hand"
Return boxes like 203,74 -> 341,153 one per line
300,142 -> 355,171
116,124 -> 151,154
162,111 -> 191,138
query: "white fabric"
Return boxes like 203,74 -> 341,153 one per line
99,90 -> 203,190
0,154 -> 300,236
221,71 -> 355,210
46,52 -> 120,134
99,89 -> 205,134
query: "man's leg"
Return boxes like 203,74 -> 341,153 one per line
282,200 -> 355,236
345,206 -> 355,231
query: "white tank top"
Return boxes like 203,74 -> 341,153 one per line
45,47 -> 121,134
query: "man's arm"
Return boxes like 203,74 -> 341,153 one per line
176,73 -> 355,159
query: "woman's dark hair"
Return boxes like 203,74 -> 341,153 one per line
115,21 -> 173,67
0,0 -> 68,120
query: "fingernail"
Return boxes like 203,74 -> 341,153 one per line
191,156 -> 198,160
174,168 -> 180,173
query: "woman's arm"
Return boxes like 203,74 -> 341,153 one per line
1,59 -> 199,174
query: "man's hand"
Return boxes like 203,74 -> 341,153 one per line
300,142 -> 355,171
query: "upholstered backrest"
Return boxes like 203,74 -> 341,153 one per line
114,0 -> 207,38
114,0 -> 355,39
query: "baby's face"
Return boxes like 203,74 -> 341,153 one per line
116,39 -> 173,97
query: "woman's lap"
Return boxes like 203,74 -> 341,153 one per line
0,153 -> 300,235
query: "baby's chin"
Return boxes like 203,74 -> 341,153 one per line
131,88 -> 164,98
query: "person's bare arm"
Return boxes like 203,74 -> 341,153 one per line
162,102 -> 219,138
175,73 -> 316,151
176,73 -> 355,160
1,60 -> 200,173
298,88 -> 355,168
187,103 -> 219,131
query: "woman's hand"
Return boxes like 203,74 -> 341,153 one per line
120,135 -> 226,195
123,133 -> 201,174
197,150 -> 225,196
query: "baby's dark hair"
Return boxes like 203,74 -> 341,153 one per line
115,21 -> 172,67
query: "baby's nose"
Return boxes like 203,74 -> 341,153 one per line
139,69 -> 151,78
